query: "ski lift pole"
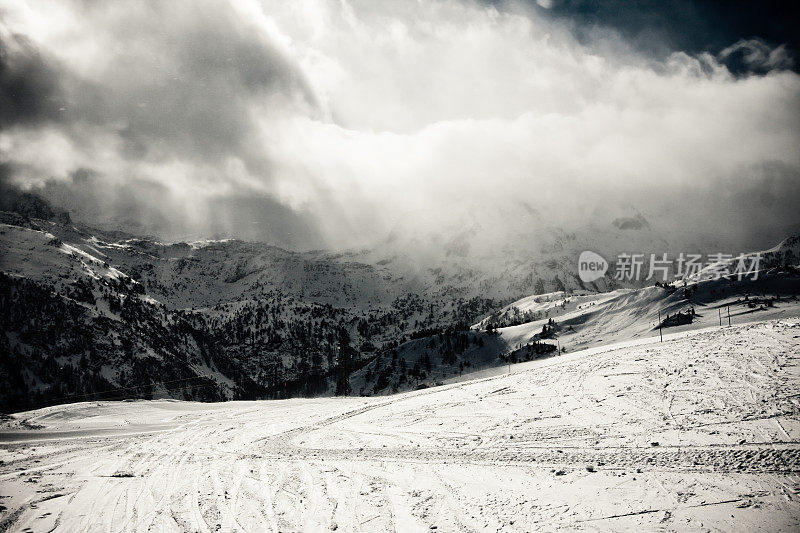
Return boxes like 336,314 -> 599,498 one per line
658,310 -> 663,342
727,305 -> 731,327
719,308 -> 722,327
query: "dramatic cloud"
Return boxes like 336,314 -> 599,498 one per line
719,39 -> 794,73
0,0 -> 798,252
0,32 -> 64,129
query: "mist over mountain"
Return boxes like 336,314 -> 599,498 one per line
1,0 -> 798,255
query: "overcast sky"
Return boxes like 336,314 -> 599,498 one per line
1,0 -> 799,251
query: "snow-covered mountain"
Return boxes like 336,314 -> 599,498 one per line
349,233 -> 800,395
1,198 -> 799,412
0,209 -> 501,412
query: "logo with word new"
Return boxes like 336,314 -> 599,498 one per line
578,251 -> 608,282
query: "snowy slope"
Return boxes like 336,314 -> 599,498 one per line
1,318 -> 798,531
473,290 -> 619,330
0,224 -> 136,292
353,264 -> 800,395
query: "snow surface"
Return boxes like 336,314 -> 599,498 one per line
1,318 -> 799,531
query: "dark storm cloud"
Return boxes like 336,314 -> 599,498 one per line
0,161 -> 67,221
207,194 -> 324,247
1,0 -> 323,248
2,0 -> 799,253
60,1 -> 319,162
0,33 -> 64,130
2,0 -> 319,165
31,167 -> 323,246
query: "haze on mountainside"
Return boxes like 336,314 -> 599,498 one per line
1,0 -> 799,255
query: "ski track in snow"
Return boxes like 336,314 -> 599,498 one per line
1,319 -> 799,532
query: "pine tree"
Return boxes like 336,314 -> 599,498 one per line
335,328 -> 352,396
535,278 -> 546,295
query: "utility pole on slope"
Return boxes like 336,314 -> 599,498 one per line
727,305 -> 731,327
719,308 -> 722,327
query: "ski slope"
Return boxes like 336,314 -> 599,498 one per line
1,318 -> 799,531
